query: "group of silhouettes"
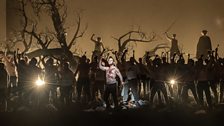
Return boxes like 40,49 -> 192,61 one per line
0,30 -> 223,112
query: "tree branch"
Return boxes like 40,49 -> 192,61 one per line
68,13 -> 87,49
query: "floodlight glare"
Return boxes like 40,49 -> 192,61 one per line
35,78 -> 45,86
170,79 -> 176,85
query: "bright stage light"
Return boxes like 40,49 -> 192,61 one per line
35,78 -> 45,86
170,79 -> 176,85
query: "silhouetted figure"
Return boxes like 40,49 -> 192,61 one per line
206,57 -> 219,105
90,56 -> 105,103
196,30 -> 212,59
27,58 -> 42,105
75,55 -> 91,103
99,56 -> 124,110
91,34 -> 104,60
60,63 -> 74,105
42,57 -> 59,104
114,50 -> 128,104
181,59 -> 199,104
195,58 -> 212,108
165,32 -> 180,58
124,57 -> 140,107
1,54 -> 16,96
28,58 -> 42,83
14,51 -> 28,101
137,58 -> 149,99
176,55 -> 185,100
219,58 -> 224,103
0,63 -> 8,112
145,53 -> 153,97
150,57 -> 169,105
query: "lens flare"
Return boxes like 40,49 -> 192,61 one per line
35,78 -> 45,86
170,79 -> 176,85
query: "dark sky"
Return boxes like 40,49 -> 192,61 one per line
2,0 -> 224,58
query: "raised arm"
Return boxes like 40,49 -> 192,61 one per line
121,49 -> 128,62
133,50 -> 135,59
13,51 -> 18,67
74,65 -> 79,77
165,32 -> 172,41
99,57 -> 108,71
112,51 -> 121,64
1,53 -> 10,64
132,51 -> 139,65
91,34 -> 97,43
41,56 -> 47,67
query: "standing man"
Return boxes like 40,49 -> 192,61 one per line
42,57 -> 59,104
196,30 -> 212,59
165,32 -> 180,59
0,63 -> 8,112
124,57 -> 140,107
195,58 -> 212,108
75,55 -> 91,103
60,63 -> 74,105
99,56 -> 124,110
91,34 -> 105,60
0,53 -> 16,96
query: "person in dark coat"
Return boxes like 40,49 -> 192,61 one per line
196,30 -> 212,59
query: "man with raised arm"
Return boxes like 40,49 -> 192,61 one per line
99,56 -> 124,110
165,32 -> 180,59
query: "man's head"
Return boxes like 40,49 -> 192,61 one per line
188,59 -> 194,66
0,63 -> 5,69
93,56 -> 98,62
162,57 -> 166,63
108,56 -> 114,66
29,57 -> 37,66
46,58 -> 54,66
63,62 -> 69,70
80,55 -> 87,63
130,57 -> 135,64
197,58 -> 204,66
97,37 -> 102,42
201,30 -> 208,35
139,58 -> 143,64
172,34 -> 176,38
153,58 -> 161,67
19,60 -> 26,66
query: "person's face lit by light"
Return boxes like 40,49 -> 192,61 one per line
108,58 -> 114,66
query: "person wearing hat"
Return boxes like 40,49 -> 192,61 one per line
165,32 -> 180,59
196,30 -> 212,59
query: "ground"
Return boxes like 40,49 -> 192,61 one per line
1,101 -> 224,126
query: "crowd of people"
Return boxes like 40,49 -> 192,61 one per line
0,31 -> 223,112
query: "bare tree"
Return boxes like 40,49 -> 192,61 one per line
112,29 -> 156,61
14,0 -> 87,68
145,43 -> 170,57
